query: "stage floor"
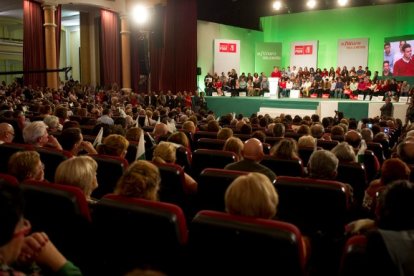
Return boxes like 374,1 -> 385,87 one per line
205,96 -> 409,121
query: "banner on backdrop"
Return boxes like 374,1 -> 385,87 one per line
290,41 -> 318,69
255,42 -> 282,76
337,38 -> 369,69
214,39 -> 240,76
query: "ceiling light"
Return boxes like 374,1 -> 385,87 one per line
306,0 -> 317,9
338,0 -> 348,6
273,1 -> 282,10
132,5 -> 149,25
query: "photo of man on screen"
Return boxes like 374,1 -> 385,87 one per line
384,42 -> 394,72
382,61 -> 393,77
393,43 -> 414,76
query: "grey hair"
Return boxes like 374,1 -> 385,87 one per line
23,121 -> 48,145
308,150 -> 339,180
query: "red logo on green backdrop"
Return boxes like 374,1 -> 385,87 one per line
219,43 -> 237,53
295,45 -> 313,55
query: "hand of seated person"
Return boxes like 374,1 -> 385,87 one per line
345,218 -> 376,235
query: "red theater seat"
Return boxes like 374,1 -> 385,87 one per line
191,149 -> 237,179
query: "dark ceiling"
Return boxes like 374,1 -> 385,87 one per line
197,0 -> 412,30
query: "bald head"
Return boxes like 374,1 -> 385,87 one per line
0,123 -> 14,143
345,130 -> 362,149
243,138 -> 264,162
153,123 -> 168,137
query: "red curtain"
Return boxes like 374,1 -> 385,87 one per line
55,5 -> 61,68
148,0 -> 197,94
131,33 -> 140,93
23,0 -> 46,88
149,4 -> 166,92
100,9 -> 121,89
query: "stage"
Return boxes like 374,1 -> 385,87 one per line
205,96 -> 409,121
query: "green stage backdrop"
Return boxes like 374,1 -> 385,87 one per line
255,42 -> 282,75
260,2 -> 414,74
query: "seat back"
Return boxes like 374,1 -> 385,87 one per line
0,143 -> 31,173
35,147 -> 72,182
193,131 -> 218,144
340,235 -> 367,276
265,136 -> 284,146
298,146 -> 318,167
197,169 -> 247,212
21,181 -> 91,265
125,141 -> 138,164
196,138 -> 226,150
90,155 -> 128,199
337,162 -> 367,207
275,176 -> 350,236
261,156 -> 304,177
156,162 -> 187,207
176,146 -> 192,173
191,149 -> 237,178
189,210 -> 306,276
0,173 -> 18,185
92,194 -> 187,275
317,139 -> 339,150
367,142 -> 385,164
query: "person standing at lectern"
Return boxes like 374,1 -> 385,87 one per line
270,66 -> 282,78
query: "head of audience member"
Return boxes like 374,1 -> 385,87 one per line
330,125 -> 345,138
0,123 -> 15,143
54,106 -> 68,122
298,135 -> 316,148
310,123 -> 324,139
23,121 -> 49,146
8,151 -> 44,182
96,134 -> 129,158
114,160 -> 160,201
361,128 -> 373,142
272,123 -> 285,138
43,115 -> 60,132
153,123 -> 169,138
344,130 -> 362,149
125,127 -> 142,142
235,120 -> 246,132
267,123 -> 275,134
0,181 -> 26,265
225,173 -> 278,219
377,180 -> 414,231
331,142 -> 356,163
397,141 -> 414,165
242,138 -> 264,162
379,159 -> 411,186
55,156 -> 98,201
59,128 -> 83,154
270,138 -> 299,160
182,120 -> 196,135
223,137 -> 244,162
308,150 -> 339,180
297,125 -> 311,136
251,130 -> 266,143
152,142 -> 176,164
311,114 -> 320,123
207,120 -> 220,132
240,124 -> 252,135
168,132 -> 190,148
217,127 -> 233,140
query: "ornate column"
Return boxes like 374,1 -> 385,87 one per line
120,15 -> 132,93
43,4 -> 58,90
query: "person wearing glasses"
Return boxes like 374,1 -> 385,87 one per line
0,181 -> 82,275
8,151 -> 45,183
0,123 -> 15,144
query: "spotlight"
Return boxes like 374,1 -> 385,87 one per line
306,0 -> 317,9
132,5 -> 149,25
338,0 -> 348,6
272,1 -> 282,10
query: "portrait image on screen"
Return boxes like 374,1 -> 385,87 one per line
383,37 -> 414,77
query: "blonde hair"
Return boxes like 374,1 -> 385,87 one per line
168,132 -> 189,148
298,135 -> 316,148
223,137 -> 244,161
152,142 -> 176,164
217,128 -> 233,140
225,173 -> 278,219
115,160 -> 160,201
331,142 -> 356,162
270,138 -> 299,160
8,151 -> 41,182
55,156 -> 98,197
97,134 -> 129,157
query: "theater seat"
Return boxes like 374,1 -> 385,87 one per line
189,210 -> 306,276
197,168 -> 247,212
317,139 -> 339,150
275,176 -> 351,236
35,147 -> 72,182
90,154 -> 128,199
196,138 -> 226,150
265,136 -> 284,146
0,173 -> 19,185
155,162 -> 187,207
260,156 -> 305,177
0,143 -> 32,173
191,149 -> 237,179
337,162 -> 367,208
21,180 -> 91,269
340,235 -> 367,276
92,194 -> 188,275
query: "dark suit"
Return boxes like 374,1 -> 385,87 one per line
224,159 -> 276,182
